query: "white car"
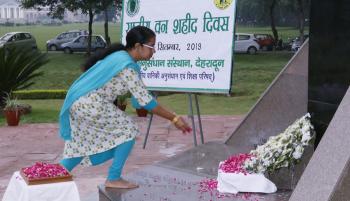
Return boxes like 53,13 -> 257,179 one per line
234,33 -> 260,54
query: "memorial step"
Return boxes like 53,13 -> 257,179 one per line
98,165 -> 291,201
99,141 -> 293,201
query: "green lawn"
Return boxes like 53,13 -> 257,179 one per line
28,53 -> 85,89
0,51 -> 293,125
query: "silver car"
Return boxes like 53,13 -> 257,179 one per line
46,30 -> 88,51
61,35 -> 107,54
0,32 -> 37,50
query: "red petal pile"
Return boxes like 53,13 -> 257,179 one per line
22,162 -> 70,179
219,153 -> 253,174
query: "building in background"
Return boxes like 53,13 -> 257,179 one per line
0,0 -> 88,24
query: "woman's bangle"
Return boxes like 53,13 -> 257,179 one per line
171,116 -> 180,124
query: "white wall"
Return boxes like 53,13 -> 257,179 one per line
0,3 -> 24,19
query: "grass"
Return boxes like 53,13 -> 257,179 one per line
28,53 -> 85,89
0,51 -> 293,125
232,52 -> 292,97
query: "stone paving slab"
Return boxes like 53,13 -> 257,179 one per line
0,115 -> 242,201
158,141 -> 241,177
98,141 -> 292,201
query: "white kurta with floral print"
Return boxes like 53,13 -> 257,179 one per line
63,68 -> 153,165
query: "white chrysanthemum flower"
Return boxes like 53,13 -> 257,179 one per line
305,113 -> 311,118
292,146 -> 304,159
263,160 -> 271,166
244,113 -> 315,174
256,165 -> 266,173
301,125 -> 309,134
301,134 -> 311,144
281,160 -> 289,167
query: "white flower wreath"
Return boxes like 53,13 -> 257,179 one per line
244,113 -> 315,174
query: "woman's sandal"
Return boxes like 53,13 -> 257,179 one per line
105,178 -> 139,189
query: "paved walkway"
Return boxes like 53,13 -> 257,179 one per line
0,115 -> 243,201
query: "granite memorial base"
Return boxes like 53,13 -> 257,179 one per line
99,165 -> 291,201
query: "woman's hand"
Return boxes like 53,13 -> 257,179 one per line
150,104 -> 192,134
173,116 -> 192,134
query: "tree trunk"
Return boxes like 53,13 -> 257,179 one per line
87,8 -> 94,56
104,8 -> 111,47
297,0 -> 305,42
269,0 -> 279,45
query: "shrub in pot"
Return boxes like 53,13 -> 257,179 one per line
136,108 -> 148,117
0,46 -> 48,108
3,94 -> 20,126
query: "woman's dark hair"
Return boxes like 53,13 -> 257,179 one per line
82,26 -> 156,71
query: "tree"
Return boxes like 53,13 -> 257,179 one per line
296,0 -> 306,42
236,0 -> 279,43
94,1 -> 122,47
103,6 -> 111,47
21,0 -> 102,55
99,0 -> 116,47
269,0 -> 279,43
93,0 -> 122,47
237,0 -> 310,30
280,0 -> 310,41
236,0 -> 268,26
0,47 -> 48,108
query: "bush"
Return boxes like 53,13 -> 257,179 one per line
13,90 -> 67,99
0,46 -> 48,108
3,22 -> 15,26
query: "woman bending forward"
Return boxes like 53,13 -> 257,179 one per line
59,26 -> 191,189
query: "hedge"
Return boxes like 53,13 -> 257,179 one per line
13,90 -> 67,99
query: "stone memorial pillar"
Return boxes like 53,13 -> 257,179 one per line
308,0 -> 350,146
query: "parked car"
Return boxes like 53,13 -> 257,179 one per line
46,30 -> 88,51
0,32 -> 37,50
254,33 -> 275,51
61,35 -> 107,54
291,34 -> 309,52
234,33 -> 260,54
